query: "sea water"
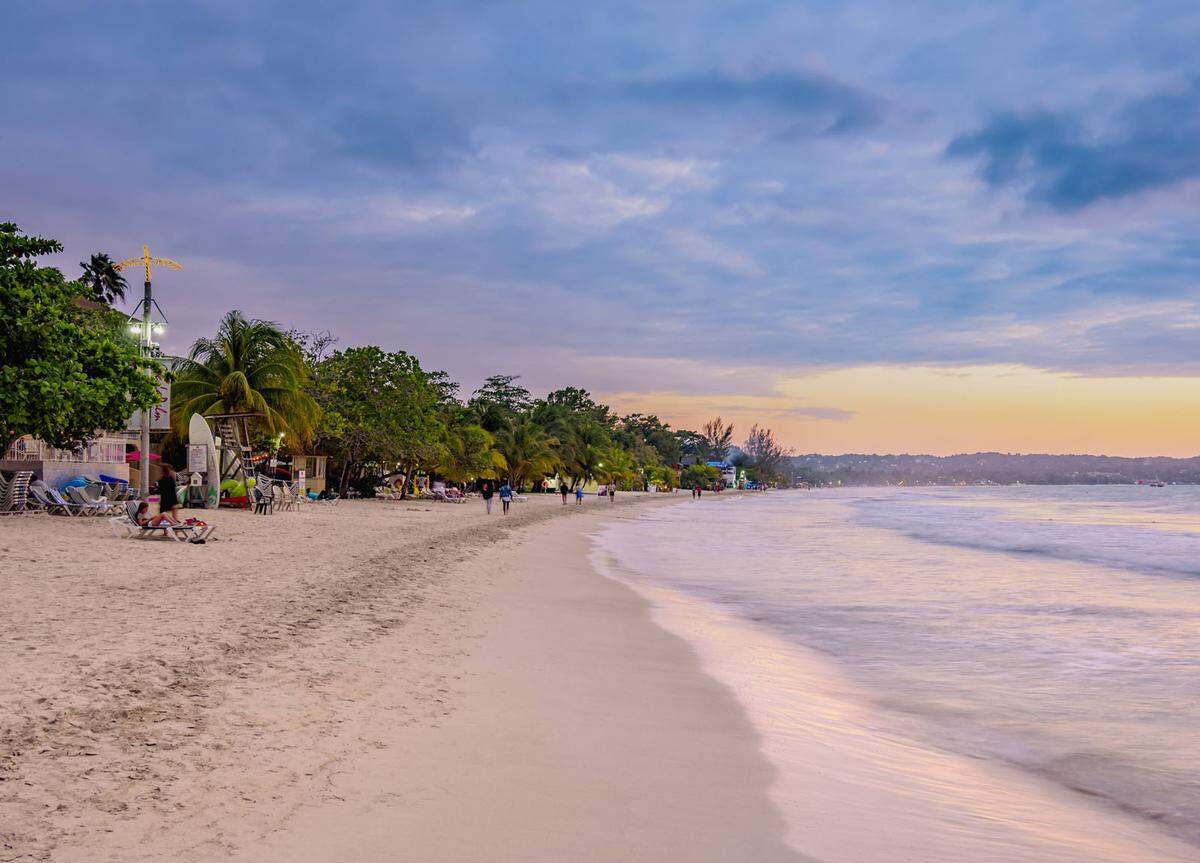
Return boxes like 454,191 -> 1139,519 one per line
592,487 -> 1200,861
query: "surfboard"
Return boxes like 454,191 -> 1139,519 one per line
188,413 -> 221,509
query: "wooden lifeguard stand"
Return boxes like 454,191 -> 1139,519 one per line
208,413 -> 262,508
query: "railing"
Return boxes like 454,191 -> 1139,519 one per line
4,435 -> 129,464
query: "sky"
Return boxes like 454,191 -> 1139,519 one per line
6,1 -> 1200,456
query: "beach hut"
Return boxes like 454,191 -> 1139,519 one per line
290,454 -> 328,494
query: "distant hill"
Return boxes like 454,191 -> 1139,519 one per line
788,452 -> 1200,486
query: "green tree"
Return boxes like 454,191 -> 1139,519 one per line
79,253 -> 128,305
313,346 -> 444,495
597,447 -> 637,488
646,464 -> 677,490
680,463 -> 720,489
618,413 -> 682,465
742,424 -> 792,482
494,417 -> 558,491
439,422 -> 503,483
544,386 -> 614,427
468,374 -> 532,432
675,428 -> 708,462
172,310 -> 320,442
701,416 -> 735,461
0,223 -> 158,452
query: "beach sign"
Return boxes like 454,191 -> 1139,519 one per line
187,444 -> 207,473
127,376 -> 172,431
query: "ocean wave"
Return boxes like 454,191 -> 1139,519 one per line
852,499 -> 1200,577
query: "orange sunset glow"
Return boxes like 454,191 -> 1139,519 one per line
608,365 -> 1200,457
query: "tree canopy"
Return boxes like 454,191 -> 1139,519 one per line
311,345 -> 445,494
172,310 -> 321,442
701,416 -> 735,461
79,253 -> 128,306
741,424 -> 791,482
0,223 -> 159,452
3,220 -> 798,492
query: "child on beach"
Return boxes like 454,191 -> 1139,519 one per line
499,481 -> 513,514
575,486 -> 584,505
561,484 -> 569,505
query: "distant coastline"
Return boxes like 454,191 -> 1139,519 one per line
790,452 -> 1200,487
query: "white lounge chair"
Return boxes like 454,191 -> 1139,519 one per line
30,482 -> 89,516
66,485 -> 124,516
109,501 -> 216,542
429,487 -> 466,504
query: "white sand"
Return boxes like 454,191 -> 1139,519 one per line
230,509 -> 801,862
3,492 -> 798,862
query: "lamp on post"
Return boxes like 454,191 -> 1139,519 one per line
116,245 -> 181,498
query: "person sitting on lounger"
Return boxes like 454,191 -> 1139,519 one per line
135,501 -> 181,528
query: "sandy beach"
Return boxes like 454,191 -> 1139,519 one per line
1,491 -> 798,862
9,489 -> 1198,863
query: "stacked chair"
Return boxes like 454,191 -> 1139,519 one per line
0,471 -> 33,515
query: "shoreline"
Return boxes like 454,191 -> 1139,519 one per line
591,493 -> 1200,863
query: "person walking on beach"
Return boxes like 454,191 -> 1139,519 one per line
499,480 -> 513,515
560,483 -> 569,505
607,483 -> 615,503
575,485 -> 584,505
481,480 -> 494,514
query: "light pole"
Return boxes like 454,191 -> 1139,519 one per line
117,246 -> 181,498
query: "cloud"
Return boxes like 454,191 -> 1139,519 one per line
947,79 -> 1200,209
783,406 -> 857,421
6,0 -> 1200,416
620,71 -> 884,135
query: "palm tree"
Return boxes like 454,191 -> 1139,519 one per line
563,440 -> 604,489
494,418 -> 558,491
439,423 -> 504,483
172,310 -> 320,442
79,253 -> 128,305
598,448 -> 636,488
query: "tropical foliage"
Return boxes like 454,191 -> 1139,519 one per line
680,463 -> 721,489
701,416 -> 735,461
439,421 -> 503,483
309,345 -> 442,494
493,418 -> 558,491
0,223 -> 158,452
172,311 -> 320,442
79,253 -> 128,305
740,424 -> 792,482
2,220 -> 793,491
